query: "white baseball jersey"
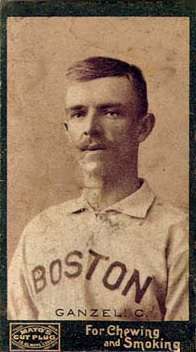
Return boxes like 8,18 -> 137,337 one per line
8,180 -> 188,321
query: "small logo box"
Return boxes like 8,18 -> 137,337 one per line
9,323 -> 60,351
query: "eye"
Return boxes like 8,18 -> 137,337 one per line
70,111 -> 86,119
105,111 -> 120,119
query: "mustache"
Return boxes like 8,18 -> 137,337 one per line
78,137 -> 107,151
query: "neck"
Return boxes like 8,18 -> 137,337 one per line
82,168 -> 140,211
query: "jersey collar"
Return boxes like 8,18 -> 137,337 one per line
67,179 -> 155,219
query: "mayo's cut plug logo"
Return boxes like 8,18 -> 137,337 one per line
9,323 -> 60,351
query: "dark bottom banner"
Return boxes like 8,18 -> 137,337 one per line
6,321 -> 195,352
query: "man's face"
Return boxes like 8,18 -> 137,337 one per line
65,76 -> 142,177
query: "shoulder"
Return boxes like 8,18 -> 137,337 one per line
150,196 -> 188,226
21,197 -> 81,241
149,196 -> 188,251
10,197 -> 83,264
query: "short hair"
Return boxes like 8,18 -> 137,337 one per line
66,56 -> 148,117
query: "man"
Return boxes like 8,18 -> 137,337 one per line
8,56 -> 188,321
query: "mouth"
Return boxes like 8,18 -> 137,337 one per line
82,144 -> 106,152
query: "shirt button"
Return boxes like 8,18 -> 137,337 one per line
96,213 -> 106,221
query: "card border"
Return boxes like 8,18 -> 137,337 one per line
0,1 -> 195,351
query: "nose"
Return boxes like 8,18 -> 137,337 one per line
83,109 -> 103,137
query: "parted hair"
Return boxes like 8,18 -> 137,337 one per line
66,56 -> 148,117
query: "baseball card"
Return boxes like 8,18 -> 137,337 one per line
0,1 -> 195,351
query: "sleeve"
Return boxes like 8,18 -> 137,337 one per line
8,233 -> 39,320
164,219 -> 189,320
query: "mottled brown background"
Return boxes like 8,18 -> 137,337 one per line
8,17 -> 189,261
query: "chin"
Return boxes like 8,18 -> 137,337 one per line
81,161 -> 105,176
83,162 -> 102,173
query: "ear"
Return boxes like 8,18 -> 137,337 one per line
137,113 -> 155,143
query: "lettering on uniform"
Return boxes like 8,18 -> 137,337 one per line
32,265 -> 47,294
122,269 -> 153,304
86,249 -> 109,280
50,259 -> 62,285
64,250 -> 83,278
103,261 -> 127,290
31,248 -> 153,304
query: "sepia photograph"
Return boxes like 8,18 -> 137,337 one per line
7,17 -> 189,322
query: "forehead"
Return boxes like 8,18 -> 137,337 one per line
65,76 -> 137,108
